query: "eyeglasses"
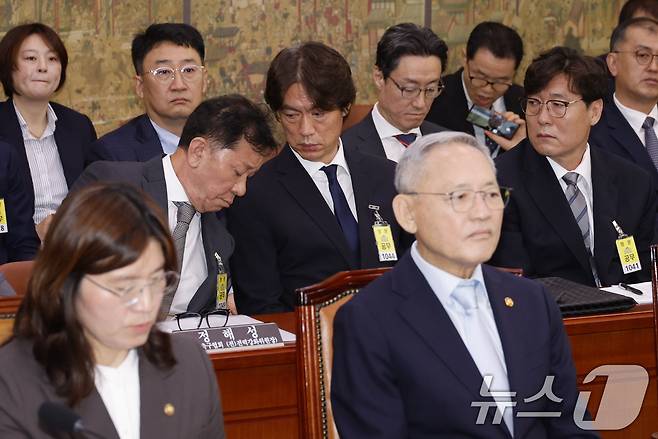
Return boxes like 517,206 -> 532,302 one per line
405,187 -> 512,213
468,76 -> 513,92
146,64 -> 205,83
85,271 -> 179,308
520,97 -> 584,118
388,77 -> 444,100
611,49 -> 658,66
175,310 -> 230,331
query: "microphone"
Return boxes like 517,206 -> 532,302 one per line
38,402 -> 84,433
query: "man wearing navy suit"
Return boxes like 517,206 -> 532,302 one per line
74,95 -> 277,315
332,132 -> 596,438
87,23 -> 207,162
341,23 -> 446,162
425,22 -> 526,157
589,18 -> 658,233
491,47 -> 655,286
0,141 -> 39,264
227,42 -> 411,315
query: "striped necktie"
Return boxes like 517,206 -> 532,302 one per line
161,201 -> 196,314
394,133 -> 417,147
642,116 -> 658,171
563,172 -> 591,250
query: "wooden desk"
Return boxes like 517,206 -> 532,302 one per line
214,308 -> 658,439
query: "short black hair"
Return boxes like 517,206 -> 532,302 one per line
466,22 -> 524,69
610,16 -> 658,51
375,23 -> 448,78
264,41 -> 355,114
618,0 -> 658,25
131,23 -> 205,75
524,47 -> 607,105
179,95 -> 277,156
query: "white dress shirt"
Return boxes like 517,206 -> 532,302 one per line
461,71 -> 507,157
94,349 -> 140,439
14,102 -> 68,224
371,103 -> 422,162
613,93 -> 658,147
290,140 -> 358,220
546,145 -> 595,251
162,155 -> 207,314
150,119 -> 180,155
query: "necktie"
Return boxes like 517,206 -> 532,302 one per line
321,165 -> 360,261
485,135 -> 499,156
451,280 -> 514,436
394,133 -> 417,147
642,116 -> 658,171
562,173 -> 591,250
161,201 -> 196,314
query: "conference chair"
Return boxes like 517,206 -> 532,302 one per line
341,104 -> 372,133
0,260 -> 34,296
296,267 -> 390,439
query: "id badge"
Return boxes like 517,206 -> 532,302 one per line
373,224 -> 397,262
216,272 -> 228,306
615,236 -> 641,274
0,198 -> 7,234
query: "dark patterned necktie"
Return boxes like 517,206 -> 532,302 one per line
642,116 -> 658,171
321,164 -> 359,260
394,133 -> 417,147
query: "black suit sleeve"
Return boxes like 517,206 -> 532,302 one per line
490,190 -> 534,274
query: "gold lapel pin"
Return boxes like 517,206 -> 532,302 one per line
164,403 -> 175,416
504,297 -> 514,308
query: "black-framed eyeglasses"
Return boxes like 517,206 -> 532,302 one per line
388,76 -> 444,100
146,64 -> 205,83
611,49 -> 658,66
175,309 -> 230,331
404,187 -> 512,213
520,97 -> 584,118
85,271 -> 179,308
468,75 -> 513,92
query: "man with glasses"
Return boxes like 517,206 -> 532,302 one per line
490,46 -> 655,287
590,17 -> 658,234
426,22 -> 526,157
226,42 -> 411,315
87,23 -> 207,162
341,23 -> 447,162
332,132 -> 594,438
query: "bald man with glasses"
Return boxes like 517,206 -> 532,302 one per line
490,46 -> 656,287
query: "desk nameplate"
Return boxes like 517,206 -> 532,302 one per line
173,322 -> 284,353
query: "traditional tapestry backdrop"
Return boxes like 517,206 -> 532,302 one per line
0,0 -> 626,135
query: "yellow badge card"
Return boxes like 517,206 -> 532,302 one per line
373,224 -> 397,262
216,273 -> 228,305
615,236 -> 641,274
0,198 -> 7,234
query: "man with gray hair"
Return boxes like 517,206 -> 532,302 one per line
331,132 -> 596,438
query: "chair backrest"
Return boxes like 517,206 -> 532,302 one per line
0,260 -> 34,296
296,267 -> 390,439
342,104 -> 372,133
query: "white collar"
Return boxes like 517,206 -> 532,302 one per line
613,93 -> 658,133
546,144 -> 592,185
13,101 -> 58,140
149,118 -> 181,155
289,138 -> 351,176
161,154 -> 191,203
371,102 -> 422,139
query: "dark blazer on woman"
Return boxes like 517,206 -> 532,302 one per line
0,99 -> 97,204
0,335 -> 225,438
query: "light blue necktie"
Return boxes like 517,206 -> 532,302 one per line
451,280 -> 514,436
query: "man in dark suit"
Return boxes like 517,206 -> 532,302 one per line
332,132 -> 596,438
74,95 -> 277,315
589,17 -> 658,234
341,23 -> 447,162
227,42 -> 412,315
425,22 -> 526,156
491,47 -> 656,287
88,23 -> 207,162
0,141 -> 39,264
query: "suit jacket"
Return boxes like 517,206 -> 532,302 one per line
87,114 -> 164,163
0,141 -> 39,264
424,68 -> 524,137
0,336 -> 225,438
331,254 -> 596,439
588,96 -> 658,229
73,157 -> 234,313
226,144 -> 413,314
490,139 -> 656,286
0,99 -> 97,202
341,111 -> 444,159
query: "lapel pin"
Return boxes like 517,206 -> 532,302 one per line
164,403 -> 175,416
504,297 -> 514,308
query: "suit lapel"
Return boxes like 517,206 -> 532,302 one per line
135,115 -> 165,161
445,69 -> 475,134
603,100 -> 655,172
0,99 -> 33,191
140,158 -> 169,213
276,146 -> 355,267
591,148 -> 619,284
522,142 -> 592,274
346,147 -> 379,267
76,388 -> 121,439
139,349 -> 177,438
354,113 -> 387,158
